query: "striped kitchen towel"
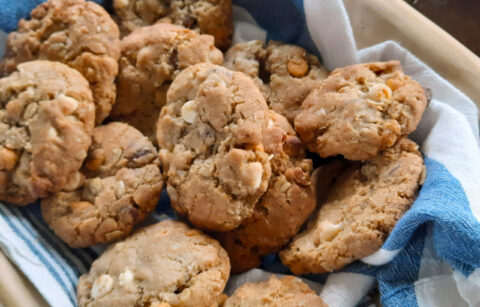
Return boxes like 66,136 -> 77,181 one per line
0,0 -> 479,306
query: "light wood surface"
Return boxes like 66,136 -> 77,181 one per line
1,1 -> 480,306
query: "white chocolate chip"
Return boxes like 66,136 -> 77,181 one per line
47,127 -> 58,140
118,269 -> 134,287
242,162 -> 263,190
317,221 -> 342,243
58,94 -> 78,114
115,181 -> 125,199
315,108 -> 326,116
116,0 -> 130,8
181,100 -> 198,124
91,274 -> 113,299
268,154 -> 274,161
267,119 -> 274,128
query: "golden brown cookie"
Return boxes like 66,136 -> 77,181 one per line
223,275 -> 327,307
110,23 -> 223,143
216,111 -> 316,273
157,63 -> 272,232
280,138 -> 426,274
295,61 -> 428,161
0,61 -> 95,205
77,220 -> 230,307
113,0 -> 233,49
0,0 -> 121,125
41,122 -> 163,247
224,40 -> 329,123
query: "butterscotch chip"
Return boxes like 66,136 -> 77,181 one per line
0,0 -> 121,124
77,220 -> 230,307
157,63 -> 271,231
41,122 -> 163,247
110,23 -> 223,143
215,111 -> 316,273
224,40 -> 329,123
223,275 -> 327,307
0,61 -> 95,205
113,0 -> 233,49
279,139 -> 425,274
295,61 -> 428,160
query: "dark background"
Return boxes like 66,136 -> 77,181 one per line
407,0 -> 480,56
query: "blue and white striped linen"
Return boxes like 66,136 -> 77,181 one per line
1,1 -> 480,306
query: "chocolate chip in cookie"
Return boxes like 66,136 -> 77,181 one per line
215,111 -> 316,273
77,220 -> 230,307
110,23 -> 223,144
295,61 -> 428,161
280,138 -> 426,274
41,122 -> 163,247
113,0 -> 233,49
0,61 -> 95,205
157,63 -> 272,232
0,0 -> 121,125
223,275 -> 327,307
224,40 -> 329,123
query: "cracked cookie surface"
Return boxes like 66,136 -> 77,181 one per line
216,111 -> 316,273
77,220 -> 230,307
224,40 -> 329,123
0,0 -> 120,124
157,63 -> 271,232
41,122 -> 163,247
0,61 -> 95,205
110,23 -> 223,143
279,138 -> 425,274
223,275 -> 327,307
113,0 -> 233,49
295,61 -> 428,160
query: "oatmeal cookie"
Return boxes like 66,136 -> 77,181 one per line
279,138 -> 425,274
113,0 -> 233,49
110,23 -> 223,143
0,0 -> 120,124
41,122 -> 163,247
216,111 -> 316,273
157,63 -> 272,232
223,275 -> 327,307
224,40 -> 329,123
295,61 -> 428,160
0,61 -> 95,205
77,220 -> 230,307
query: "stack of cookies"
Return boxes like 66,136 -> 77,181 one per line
0,0 -> 428,306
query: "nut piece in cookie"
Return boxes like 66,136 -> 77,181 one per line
110,23 -> 223,143
280,138 -> 426,274
41,122 -> 163,247
157,63 -> 272,231
113,0 -> 233,49
295,61 -> 428,160
223,275 -> 327,307
215,111 -> 316,273
0,0 -> 121,125
224,40 -> 329,123
0,61 -> 95,205
77,220 -> 230,307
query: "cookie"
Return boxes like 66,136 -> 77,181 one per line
113,0 -> 233,49
41,122 -> 163,247
224,40 -> 329,123
77,220 -> 230,307
295,61 -> 428,161
0,61 -> 95,205
223,275 -> 327,307
216,111 -> 316,273
110,23 -> 223,143
157,63 -> 271,232
279,138 -> 426,274
0,0 -> 121,124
